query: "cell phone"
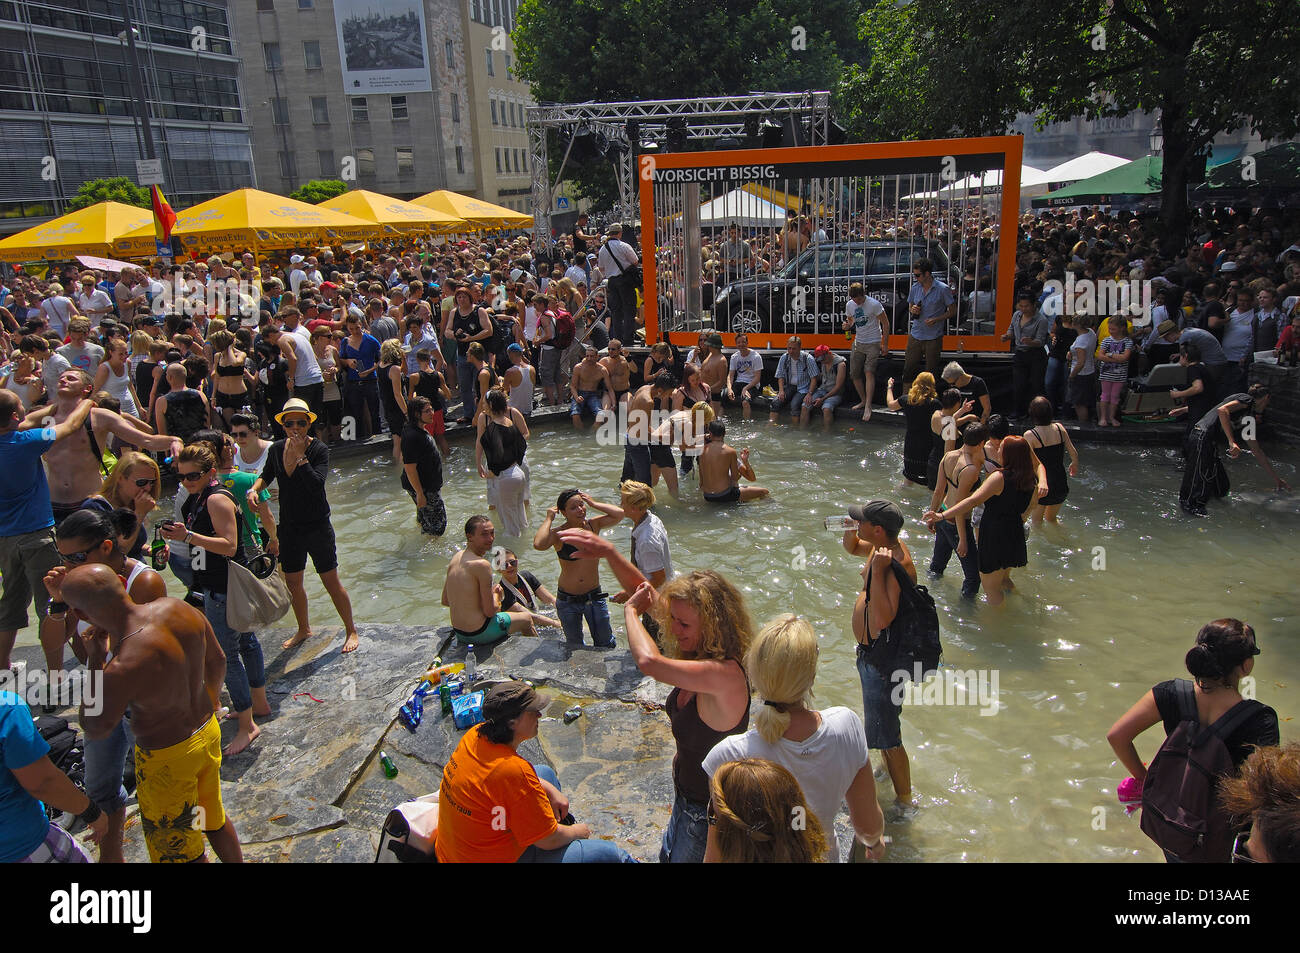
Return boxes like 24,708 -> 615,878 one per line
159,519 -> 177,529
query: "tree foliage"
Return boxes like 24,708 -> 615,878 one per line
290,179 -> 349,204
839,0 -> 1300,249
514,0 -> 871,206
67,177 -> 150,211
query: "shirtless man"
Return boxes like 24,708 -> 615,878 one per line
22,369 -> 180,526
698,419 -> 769,503
569,345 -> 613,429
925,421 -> 986,600
620,371 -> 674,488
696,333 -> 729,416
64,564 -> 242,863
600,339 -> 633,408
441,515 -> 558,645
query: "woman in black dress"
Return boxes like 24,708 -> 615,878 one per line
399,396 -> 445,535
378,338 -> 408,463
925,435 -> 1042,606
1023,396 -> 1081,525
885,372 -> 939,487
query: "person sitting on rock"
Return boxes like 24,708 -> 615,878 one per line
435,680 -> 635,863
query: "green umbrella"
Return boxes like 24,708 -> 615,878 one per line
1199,142 -> 1300,192
1032,155 -> 1164,208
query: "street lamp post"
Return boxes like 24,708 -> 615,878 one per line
118,2 -> 156,163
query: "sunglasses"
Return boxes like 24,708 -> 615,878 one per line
133,477 -> 154,488
61,545 -> 103,564
231,431 -> 252,438
504,559 -> 518,567
1231,831 -> 1256,863
177,469 -> 207,482
283,419 -> 310,429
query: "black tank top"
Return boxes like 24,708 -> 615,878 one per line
413,368 -> 445,412
182,483 -> 244,595
479,417 -> 526,474
666,670 -> 750,804
453,308 -> 482,339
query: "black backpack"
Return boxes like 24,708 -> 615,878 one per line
35,714 -> 83,793
864,560 -> 943,683
1139,680 -> 1263,863
490,313 -> 516,354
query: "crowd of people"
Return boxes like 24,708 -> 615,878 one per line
1,197 -> 1297,865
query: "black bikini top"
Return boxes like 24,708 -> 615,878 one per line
557,518 -> 590,560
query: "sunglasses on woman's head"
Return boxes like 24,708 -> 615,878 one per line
60,545 -> 101,565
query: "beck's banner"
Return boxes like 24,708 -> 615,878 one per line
333,0 -> 433,94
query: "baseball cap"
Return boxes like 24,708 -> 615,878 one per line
482,680 -> 551,724
290,254 -> 304,265
848,500 -> 904,536
507,343 -> 524,355
321,281 -> 338,291
1219,261 -> 1238,272
140,316 -> 160,327
813,344 -> 830,357
1157,319 -> 1177,336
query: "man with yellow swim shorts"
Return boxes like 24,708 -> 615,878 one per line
65,564 -> 242,863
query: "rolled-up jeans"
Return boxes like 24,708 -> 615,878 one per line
84,714 -> 134,814
455,356 -> 475,417
517,764 -> 635,863
202,589 -> 264,714
929,517 -> 980,599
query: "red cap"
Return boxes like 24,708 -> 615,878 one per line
306,318 -> 335,333
321,281 -> 338,290
813,344 -> 830,357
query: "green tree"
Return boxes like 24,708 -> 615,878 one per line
514,0 -> 869,206
839,0 -> 1300,252
66,177 -> 150,211
290,179 -> 349,204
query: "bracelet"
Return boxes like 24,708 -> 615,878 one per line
76,800 -> 103,826
184,531 -> 193,543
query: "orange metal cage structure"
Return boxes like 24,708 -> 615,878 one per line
637,136 -> 1024,353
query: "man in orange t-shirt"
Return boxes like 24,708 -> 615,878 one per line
434,681 -> 633,863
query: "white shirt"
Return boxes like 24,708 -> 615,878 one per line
728,349 -> 763,385
234,442 -> 270,475
75,289 -> 114,325
846,296 -> 886,346
40,297 -> 76,337
629,512 -> 673,581
597,239 -> 637,279
289,267 -> 307,295
564,265 -> 587,286
702,706 -> 869,864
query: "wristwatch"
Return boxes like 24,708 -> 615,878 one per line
76,801 -> 103,826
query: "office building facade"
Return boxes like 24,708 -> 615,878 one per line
0,0 -> 255,233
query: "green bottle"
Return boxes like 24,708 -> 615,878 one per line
379,751 -> 398,779
439,681 -> 453,717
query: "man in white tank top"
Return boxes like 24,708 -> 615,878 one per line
504,344 -> 534,417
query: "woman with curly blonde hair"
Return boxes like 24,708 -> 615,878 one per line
885,371 -> 940,486
705,758 -> 827,863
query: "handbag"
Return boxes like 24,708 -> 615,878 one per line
226,559 -> 291,631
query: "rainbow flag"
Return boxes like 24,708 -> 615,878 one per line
151,185 -> 176,243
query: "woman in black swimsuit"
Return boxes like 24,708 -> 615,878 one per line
1023,396 -> 1080,525
928,388 -> 977,491
644,342 -> 677,385
532,488 -> 624,647
210,330 -> 251,430
466,341 -> 497,423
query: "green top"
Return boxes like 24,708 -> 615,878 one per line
219,469 -> 270,550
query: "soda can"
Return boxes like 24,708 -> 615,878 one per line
448,677 -> 465,699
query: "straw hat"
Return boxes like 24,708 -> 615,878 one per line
274,397 -> 317,425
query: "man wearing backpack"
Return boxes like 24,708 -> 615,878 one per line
1106,618 -> 1279,862
843,500 -> 923,818
597,225 -> 640,344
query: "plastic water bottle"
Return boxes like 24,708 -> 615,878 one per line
464,650 -> 477,682
825,515 -> 858,533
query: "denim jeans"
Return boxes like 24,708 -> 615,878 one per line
929,518 -> 980,599
556,591 -> 615,647
83,714 -> 133,814
659,793 -> 709,863
455,356 -> 475,418
202,589 -> 264,713
168,548 -> 194,591
856,646 -> 903,750
343,377 -> 382,438
1045,355 -> 1067,412
517,764 -> 635,863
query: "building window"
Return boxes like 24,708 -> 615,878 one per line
456,145 -> 464,174
257,0 -> 273,10
471,0 -> 483,22
304,41 -> 321,70
495,148 -> 502,174
396,147 -> 414,175
263,43 -> 281,71
350,97 -> 368,122
271,96 -> 290,125
391,95 -> 407,120
278,151 -> 297,178
451,93 -> 460,123
357,147 -> 375,177
490,100 -> 497,126
485,50 -> 493,77
297,0 -> 312,8
311,96 -> 329,125
445,39 -> 454,69
318,150 -> 335,176
505,53 -> 512,79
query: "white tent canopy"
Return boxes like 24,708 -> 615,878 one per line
1041,151 -> 1130,185
902,165 -> 1050,201
696,189 -> 788,228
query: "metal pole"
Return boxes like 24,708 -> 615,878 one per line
119,0 -> 156,161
